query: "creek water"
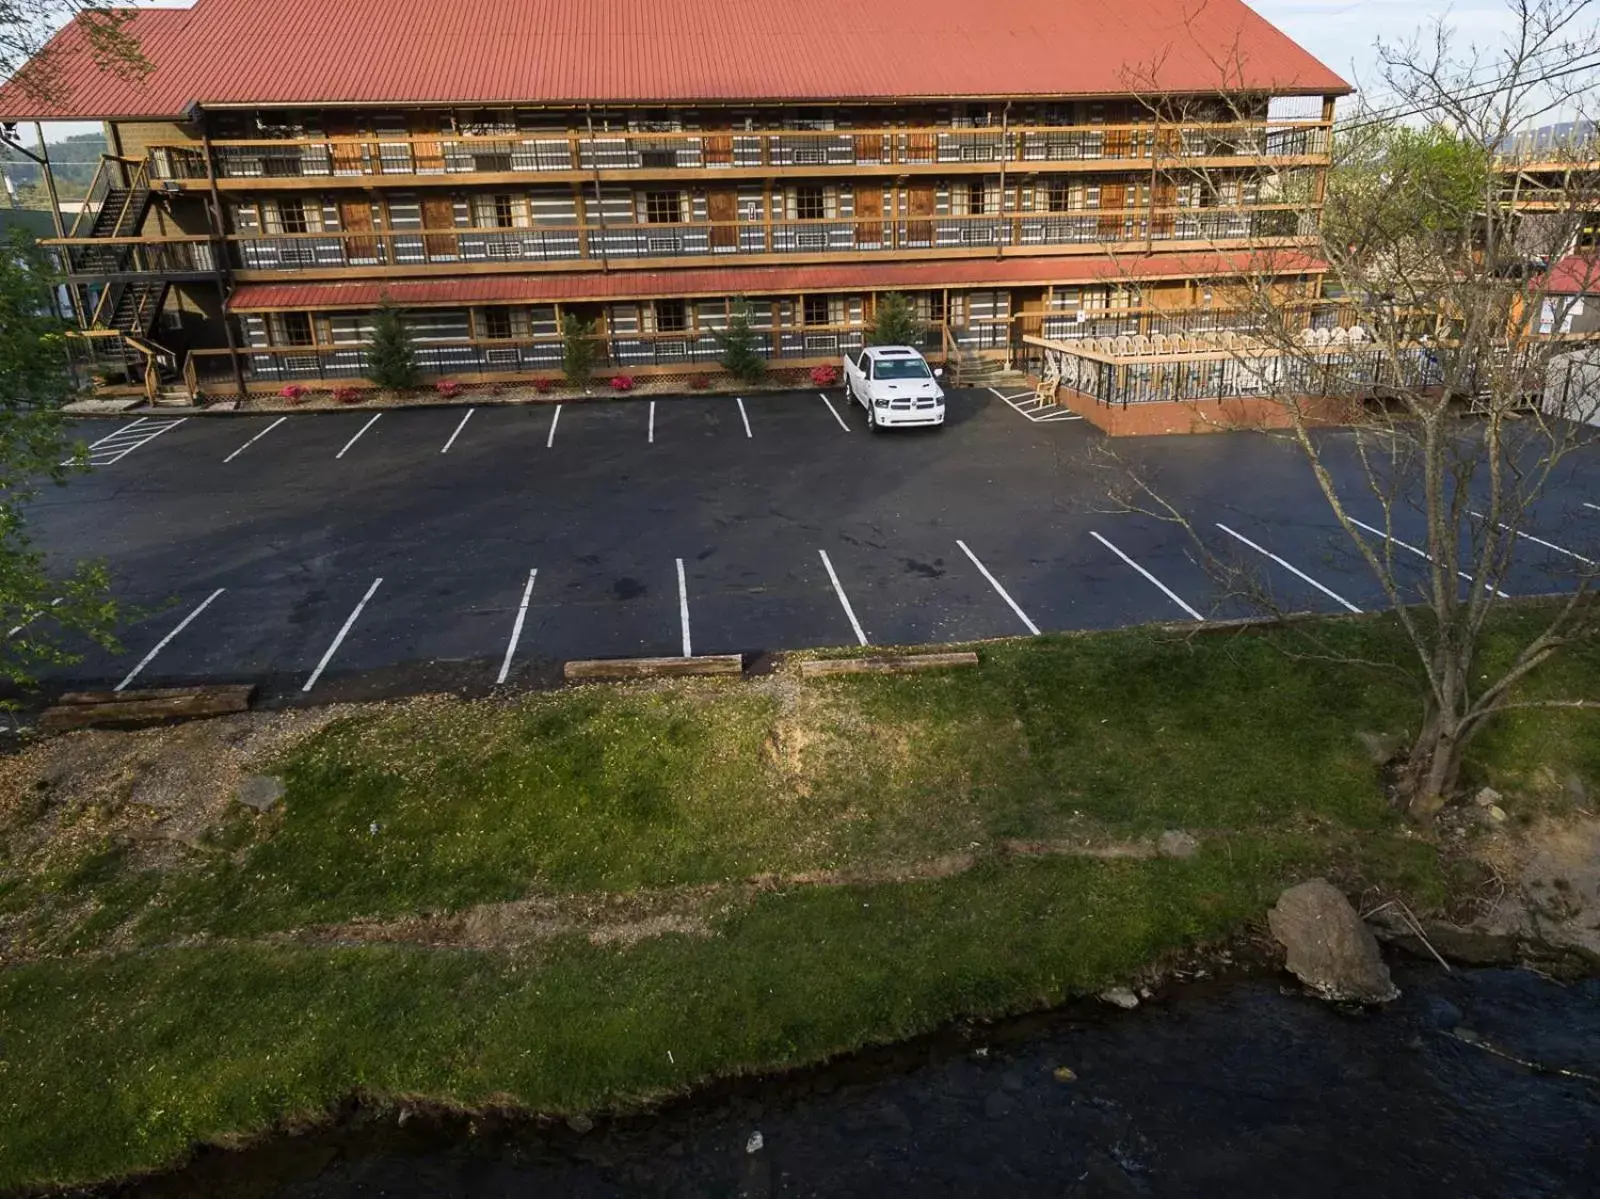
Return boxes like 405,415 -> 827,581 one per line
102,965 -> 1599,1198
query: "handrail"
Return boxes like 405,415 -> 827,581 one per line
218,202 -> 1319,242
141,117 -> 1334,181
154,118 -> 1333,150
69,156 -> 117,239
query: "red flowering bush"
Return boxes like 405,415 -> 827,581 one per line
332,386 -> 362,404
610,375 -> 635,392
809,363 -> 840,387
688,373 -> 712,391
435,380 -> 462,399
279,384 -> 308,405
531,378 -> 554,394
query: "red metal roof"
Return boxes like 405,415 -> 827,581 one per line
1544,255 -> 1600,296
0,0 -> 1348,120
226,252 -> 1327,311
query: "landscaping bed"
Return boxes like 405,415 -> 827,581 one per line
1,609 -> 1596,1189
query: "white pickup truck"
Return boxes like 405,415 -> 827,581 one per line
841,345 -> 946,431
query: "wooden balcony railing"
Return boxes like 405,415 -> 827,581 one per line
194,323 -> 961,385
225,206 -> 1318,274
146,120 -> 1331,183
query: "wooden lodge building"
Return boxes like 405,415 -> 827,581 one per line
0,0 -> 1349,408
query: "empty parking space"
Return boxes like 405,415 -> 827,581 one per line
30,391 -> 1593,700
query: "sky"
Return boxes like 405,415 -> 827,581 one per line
1253,0 -> 1555,102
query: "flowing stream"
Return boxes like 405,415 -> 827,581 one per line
101,965 -> 1600,1197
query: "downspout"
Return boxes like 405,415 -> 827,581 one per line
584,105 -> 611,273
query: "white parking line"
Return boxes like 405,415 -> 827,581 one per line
6,596 -> 63,639
1215,523 -> 1363,614
69,417 -> 188,466
496,568 -> 538,685
676,557 -> 692,657
736,396 -> 752,438
303,577 -> 383,692
1584,501 -> 1599,514
649,401 -> 657,444
546,404 -> 562,448
988,386 -> 1084,424
115,588 -> 225,692
1347,517 -> 1510,598
1089,531 -> 1204,621
819,392 -> 851,432
818,549 -> 868,646
335,414 -> 382,459
223,416 -> 287,463
440,408 -> 475,454
1471,510 -> 1595,566
956,539 -> 1041,635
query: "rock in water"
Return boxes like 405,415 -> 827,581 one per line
1098,986 -> 1141,1010
1268,879 -> 1399,1003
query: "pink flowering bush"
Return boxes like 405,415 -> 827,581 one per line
435,380 -> 462,399
809,364 -> 840,387
279,384 -> 308,405
332,387 -> 362,405
610,375 -> 635,392
531,378 -> 554,394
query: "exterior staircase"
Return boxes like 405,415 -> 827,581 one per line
951,346 -> 1029,392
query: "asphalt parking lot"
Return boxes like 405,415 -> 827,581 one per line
19,387 -> 1600,704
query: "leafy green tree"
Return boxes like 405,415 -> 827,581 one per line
0,231 -> 118,690
561,313 -> 599,386
868,292 -> 924,346
715,299 -> 766,382
365,299 -> 418,390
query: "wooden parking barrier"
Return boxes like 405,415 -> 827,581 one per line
799,651 -> 980,678
563,654 -> 744,682
40,684 -> 257,731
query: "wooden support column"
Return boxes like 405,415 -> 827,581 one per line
200,121 -> 247,397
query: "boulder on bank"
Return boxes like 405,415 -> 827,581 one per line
1268,879 -> 1399,1003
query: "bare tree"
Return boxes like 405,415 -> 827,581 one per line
1070,0 -> 1600,815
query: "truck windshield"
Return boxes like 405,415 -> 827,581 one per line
872,358 -> 932,380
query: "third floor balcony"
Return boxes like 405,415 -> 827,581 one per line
146,119 -> 1331,188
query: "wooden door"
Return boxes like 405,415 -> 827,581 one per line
707,188 -> 739,249
413,115 -> 445,174
1102,125 -> 1132,160
421,195 -> 458,257
704,120 -> 733,167
907,186 -> 935,244
906,129 -> 937,163
339,198 -> 380,260
853,130 -> 887,164
327,119 -> 364,175
854,187 -> 884,247
1151,179 -> 1176,238
1098,182 -> 1126,240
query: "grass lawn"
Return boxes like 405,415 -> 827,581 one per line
0,606 -> 1595,1188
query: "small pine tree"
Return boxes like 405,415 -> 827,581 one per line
868,291 -> 924,347
562,313 -> 598,386
365,299 -> 418,390
715,299 -> 767,382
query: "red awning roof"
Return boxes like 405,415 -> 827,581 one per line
1544,255 -> 1600,296
0,0 -> 1348,120
227,252 -> 1327,312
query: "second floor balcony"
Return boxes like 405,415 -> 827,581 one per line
219,207 -> 1318,277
